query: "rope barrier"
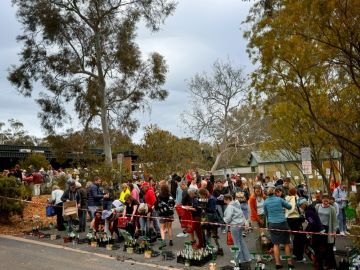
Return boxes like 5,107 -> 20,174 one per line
0,195 -> 358,238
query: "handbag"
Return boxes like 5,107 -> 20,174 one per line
46,205 -> 56,217
226,229 -> 234,246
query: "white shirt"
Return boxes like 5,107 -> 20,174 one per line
51,189 -> 64,205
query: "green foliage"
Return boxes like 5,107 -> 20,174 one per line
244,0 -> 360,161
20,153 -> 49,171
9,0 -> 176,167
0,177 -> 27,223
139,125 -> 206,179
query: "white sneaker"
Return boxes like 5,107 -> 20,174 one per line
176,232 -> 188,238
230,260 -> 236,265
340,231 -> 345,236
345,231 -> 351,235
296,258 -> 306,263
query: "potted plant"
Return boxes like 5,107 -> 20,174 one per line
105,233 -> 113,250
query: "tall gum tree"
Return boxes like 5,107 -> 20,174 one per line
244,0 -> 360,160
8,0 -> 176,167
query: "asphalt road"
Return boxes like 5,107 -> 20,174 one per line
0,219 -> 351,270
0,236 -> 170,270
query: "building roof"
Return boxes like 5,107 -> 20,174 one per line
249,149 -> 341,166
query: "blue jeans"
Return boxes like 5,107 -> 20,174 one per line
230,226 -> 251,263
88,206 -> 97,220
139,216 -> 148,232
240,203 -> 249,220
139,211 -> 160,233
338,208 -> 347,232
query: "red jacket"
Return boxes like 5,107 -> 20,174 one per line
144,187 -> 156,209
249,194 -> 266,222
32,172 -> 44,184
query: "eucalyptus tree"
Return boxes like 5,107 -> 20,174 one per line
8,0 -> 176,167
182,60 -> 268,172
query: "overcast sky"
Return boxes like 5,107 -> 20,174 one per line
0,0 -> 254,143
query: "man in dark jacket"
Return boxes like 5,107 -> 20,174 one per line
298,198 -> 327,269
87,177 -> 108,219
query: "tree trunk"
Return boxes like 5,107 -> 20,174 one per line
99,82 -> 112,168
211,152 -> 223,173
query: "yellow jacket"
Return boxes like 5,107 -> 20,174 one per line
119,188 -> 130,203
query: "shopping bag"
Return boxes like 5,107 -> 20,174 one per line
46,205 -> 56,217
227,229 -> 234,246
117,217 -> 128,229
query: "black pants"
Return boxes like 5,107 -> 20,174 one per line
55,203 -> 65,231
78,209 -> 87,232
312,234 -> 327,270
323,225 -> 337,269
287,218 -> 306,260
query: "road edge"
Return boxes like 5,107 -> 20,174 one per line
0,234 -> 183,270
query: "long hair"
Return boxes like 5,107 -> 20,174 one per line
159,184 -> 170,198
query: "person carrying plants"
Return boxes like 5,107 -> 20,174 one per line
61,180 -> 81,234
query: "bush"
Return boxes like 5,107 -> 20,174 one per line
20,153 -> 49,171
0,176 -> 27,224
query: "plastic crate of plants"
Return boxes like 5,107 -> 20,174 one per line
177,246 -> 215,267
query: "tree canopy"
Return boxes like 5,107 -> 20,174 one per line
245,0 -> 360,161
182,60 -> 268,172
9,0 -> 177,167
139,125 -> 206,180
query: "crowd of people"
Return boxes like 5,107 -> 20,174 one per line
2,165 -> 352,269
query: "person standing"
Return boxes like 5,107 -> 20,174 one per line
332,183 -> 349,235
141,182 -> 160,235
102,181 -> 113,211
51,185 -> 65,231
213,179 -> 229,233
76,181 -> 87,232
315,195 -> 337,269
223,194 -> 251,267
285,188 -> 306,263
198,188 -> 223,255
119,183 -> 131,204
61,181 -> 81,233
264,186 -> 293,269
87,177 -> 108,219
249,184 -> 267,252
155,184 -> 175,247
32,170 -> 44,196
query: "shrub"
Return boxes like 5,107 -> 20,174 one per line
0,176 -> 27,224
20,153 -> 49,171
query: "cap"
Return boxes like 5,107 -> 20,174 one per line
142,182 -> 150,188
102,210 -> 113,220
297,197 -> 308,206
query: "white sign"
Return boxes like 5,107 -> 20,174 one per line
308,175 -> 313,179
302,160 -> 312,175
301,147 -> 312,161
275,171 -> 281,178
326,168 -> 331,175
294,176 -> 299,180
286,171 -> 292,177
317,175 -> 322,180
